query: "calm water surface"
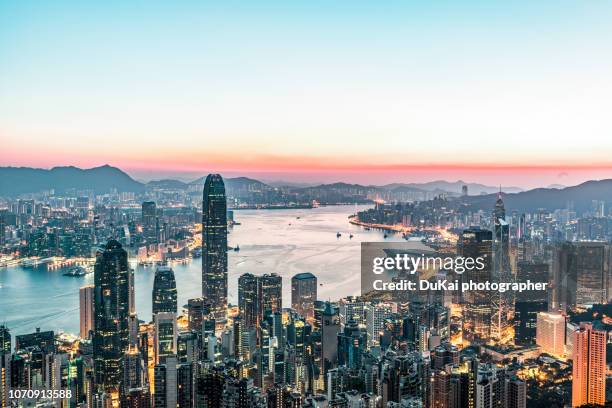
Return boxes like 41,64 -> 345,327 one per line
0,205 -> 406,336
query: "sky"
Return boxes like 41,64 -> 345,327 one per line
1,1 -> 612,187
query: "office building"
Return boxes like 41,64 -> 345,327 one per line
459,227 -> 493,344
514,301 -> 547,346
141,201 -> 157,244
152,266 -> 177,314
535,312 -> 565,358
93,239 -> 130,391
202,174 -> 228,323
154,312 -> 177,364
238,273 -> 282,328
291,272 -> 317,322
79,285 -> 94,339
572,323 -> 606,407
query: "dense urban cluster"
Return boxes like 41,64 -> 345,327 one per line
0,175 -> 611,408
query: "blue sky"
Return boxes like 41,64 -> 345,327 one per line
1,1 -> 611,186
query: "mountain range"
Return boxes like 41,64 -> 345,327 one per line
0,165 -> 609,213
461,179 -> 612,214
0,165 -> 144,196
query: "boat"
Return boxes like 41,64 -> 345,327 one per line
63,266 -> 91,277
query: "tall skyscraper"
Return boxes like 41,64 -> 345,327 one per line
572,323 -> 606,407
535,312 -> 566,358
459,227 -> 493,344
129,267 -> 136,315
0,325 -> 10,353
93,239 -> 130,392
0,351 -> 10,408
202,174 -> 228,323
79,285 -> 94,339
0,211 -> 6,247
141,201 -> 157,244
152,266 -> 178,314
491,192 -> 512,343
319,302 -> 340,390
291,272 -> 317,322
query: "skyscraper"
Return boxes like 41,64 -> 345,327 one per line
505,376 -> 526,408
93,239 -> 130,392
141,201 -> 157,244
154,312 -> 178,364
574,242 -> 609,306
459,227 -> 493,344
0,325 -> 10,353
202,174 -> 228,323
572,323 -> 606,407
153,354 -> 177,408
187,298 -> 208,332
0,211 -> 6,247
491,192 -> 512,343
152,266 -> 177,314
319,301 -> 340,391
291,272 -> 317,322
79,285 -> 94,339
551,242 -> 610,310
260,273 -> 282,318
238,273 -> 283,328
238,273 -> 259,328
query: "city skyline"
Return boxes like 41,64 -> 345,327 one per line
1,171 -> 610,406
2,1 -> 612,188
1,1 -> 611,405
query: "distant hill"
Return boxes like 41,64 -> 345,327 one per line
382,180 -> 523,195
0,165 -> 144,196
4,166 -> 608,213
147,179 -> 188,189
461,179 -> 612,213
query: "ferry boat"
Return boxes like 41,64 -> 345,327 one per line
63,265 -> 92,277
